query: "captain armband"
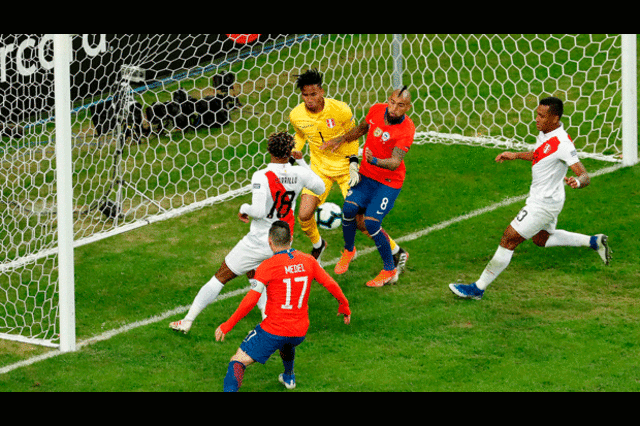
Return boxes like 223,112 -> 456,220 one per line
249,279 -> 265,294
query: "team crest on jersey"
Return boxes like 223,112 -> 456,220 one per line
374,127 -> 383,137
326,118 -> 336,128
532,137 -> 560,165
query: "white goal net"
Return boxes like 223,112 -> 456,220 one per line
0,34 -> 635,349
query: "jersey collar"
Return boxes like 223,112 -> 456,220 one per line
275,248 -> 295,258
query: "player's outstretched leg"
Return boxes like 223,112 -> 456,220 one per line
170,274 -> 227,334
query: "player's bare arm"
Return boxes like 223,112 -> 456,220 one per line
495,151 -> 534,162
565,161 -> 590,189
365,146 -> 405,171
322,119 -> 370,152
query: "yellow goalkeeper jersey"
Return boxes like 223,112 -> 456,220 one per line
289,97 -> 358,176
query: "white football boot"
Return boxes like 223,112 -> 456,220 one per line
169,319 -> 193,334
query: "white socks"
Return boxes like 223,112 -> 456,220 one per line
476,246 -> 513,290
475,230 -> 591,291
185,276 -> 224,321
184,276 -> 268,322
544,230 -> 591,248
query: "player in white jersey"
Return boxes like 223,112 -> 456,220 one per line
170,132 -> 325,333
449,97 -> 611,300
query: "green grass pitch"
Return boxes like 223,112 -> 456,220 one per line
0,34 -> 639,391
1,142 -> 638,391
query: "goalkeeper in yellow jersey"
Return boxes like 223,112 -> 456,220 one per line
289,69 -> 408,272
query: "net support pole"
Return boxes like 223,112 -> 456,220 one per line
54,34 -> 76,353
392,34 -> 404,90
621,34 -> 638,167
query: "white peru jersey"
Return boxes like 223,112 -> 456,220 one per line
528,124 -> 580,210
239,162 -> 325,246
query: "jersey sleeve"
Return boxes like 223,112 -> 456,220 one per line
219,289 -> 262,334
558,140 -> 580,167
239,172 -> 268,219
394,131 -> 414,153
302,167 -> 326,196
395,118 -> 416,154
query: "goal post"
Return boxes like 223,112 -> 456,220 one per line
621,34 -> 638,167
0,34 -> 636,350
53,34 -> 76,353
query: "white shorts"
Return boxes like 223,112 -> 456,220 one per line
224,233 -> 273,276
510,201 -> 561,240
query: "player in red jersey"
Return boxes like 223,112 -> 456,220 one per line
216,221 -> 351,392
331,87 -> 415,287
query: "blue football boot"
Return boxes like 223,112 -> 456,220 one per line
449,282 -> 484,300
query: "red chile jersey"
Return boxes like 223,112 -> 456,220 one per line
220,249 -> 350,338
359,103 -> 416,189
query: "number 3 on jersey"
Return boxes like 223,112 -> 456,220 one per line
281,276 -> 309,310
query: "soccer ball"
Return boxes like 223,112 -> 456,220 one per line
315,202 -> 343,230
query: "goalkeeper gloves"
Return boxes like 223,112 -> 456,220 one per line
348,156 -> 360,187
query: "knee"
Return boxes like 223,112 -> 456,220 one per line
499,226 -> 525,251
298,209 -> 314,222
342,200 -> 359,220
532,232 -> 549,247
298,195 -> 319,222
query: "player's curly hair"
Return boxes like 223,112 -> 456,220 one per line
295,68 -> 323,90
267,131 -> 295,159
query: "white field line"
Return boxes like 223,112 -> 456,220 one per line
0,163 -> 623,376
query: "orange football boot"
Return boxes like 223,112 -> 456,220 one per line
334,247 -> 356,274
366,268 -> 398,288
